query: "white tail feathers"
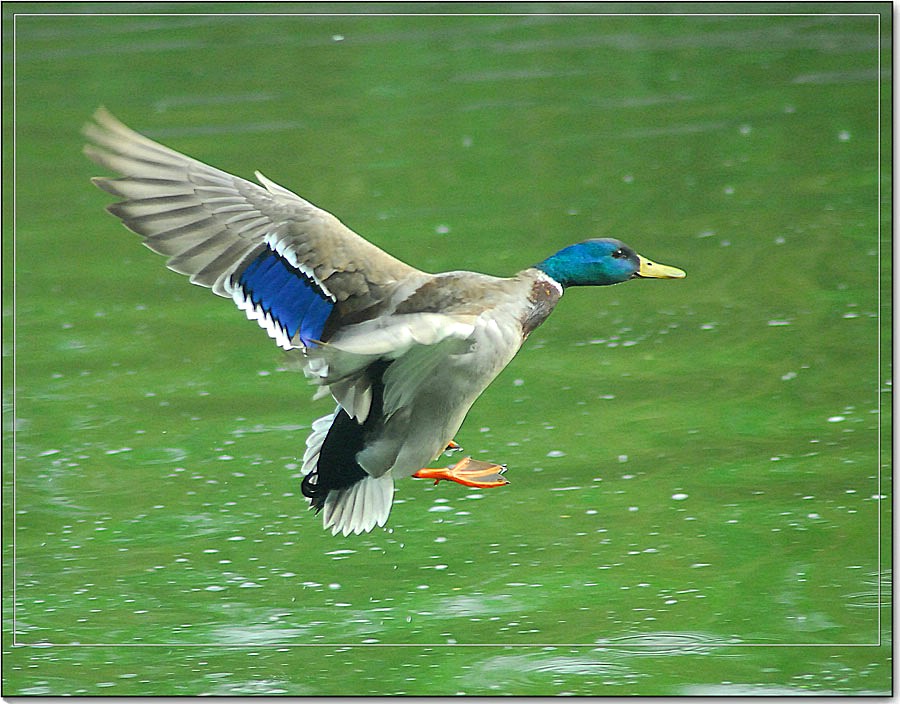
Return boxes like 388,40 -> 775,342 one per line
302,408 -> 394,536
302,410 -> 336,477
321,474 -> 394,536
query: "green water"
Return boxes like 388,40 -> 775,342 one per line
4,4 -> 891,696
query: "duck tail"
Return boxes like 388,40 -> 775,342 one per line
300,408 -> 394,535
321,473 -> 395,536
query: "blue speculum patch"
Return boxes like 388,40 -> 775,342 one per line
237,247 -> 334,347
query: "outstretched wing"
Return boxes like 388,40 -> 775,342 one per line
83,108 -> 420,350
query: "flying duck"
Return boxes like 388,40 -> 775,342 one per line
83,108 -> 685,536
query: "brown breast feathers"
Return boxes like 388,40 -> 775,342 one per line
521,277 -> 562,337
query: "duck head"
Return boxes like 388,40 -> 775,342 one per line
534,238 -> 685,288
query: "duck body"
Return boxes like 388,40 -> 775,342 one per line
84,108 -> 684,536
299,268 -> 562,533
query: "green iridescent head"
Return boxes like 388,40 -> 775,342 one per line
535,238 -> 685,288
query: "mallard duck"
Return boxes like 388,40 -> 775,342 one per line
83,108 -> 685,536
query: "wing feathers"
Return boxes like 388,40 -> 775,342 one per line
84,107 -> 426,349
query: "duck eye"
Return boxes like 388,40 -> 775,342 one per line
612,248 -> 628,259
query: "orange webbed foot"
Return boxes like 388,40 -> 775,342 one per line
413,456 -> 509,488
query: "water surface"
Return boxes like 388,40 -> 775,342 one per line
4,5 -> 890,696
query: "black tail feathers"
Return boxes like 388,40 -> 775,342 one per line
301,408 -> 368,512
301,361 -> 389,512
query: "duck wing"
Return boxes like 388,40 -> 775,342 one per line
83,107 -> 420,350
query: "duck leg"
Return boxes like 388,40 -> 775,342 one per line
413,456 -> 509,488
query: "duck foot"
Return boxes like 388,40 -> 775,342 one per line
445,440 -> 462,452
413,456 -> 509,488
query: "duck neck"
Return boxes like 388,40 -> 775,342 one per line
520,270 -> 564,337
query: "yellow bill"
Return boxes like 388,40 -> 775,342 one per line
636,255 -> 686,279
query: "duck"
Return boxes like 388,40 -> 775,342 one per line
83,108 -> 685,536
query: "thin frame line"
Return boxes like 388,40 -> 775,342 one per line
10,8 -> 886,652
12,9 -> 19,658
9,12 -> 887,18
9,641 -> 884,648
875,8 -> 884,650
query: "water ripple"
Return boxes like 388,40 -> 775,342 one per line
468,652 -> 629,689
597,631 -> 740,655
845,569 -> 891,609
